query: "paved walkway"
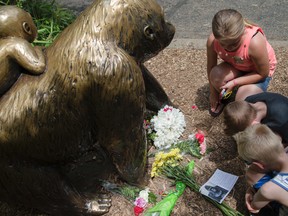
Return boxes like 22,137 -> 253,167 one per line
56,0 -> 288,49
158,0 -> 288,49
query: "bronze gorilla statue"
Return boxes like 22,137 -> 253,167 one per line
0,0 -> 175,215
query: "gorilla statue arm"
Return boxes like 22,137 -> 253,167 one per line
0,38 -> 46,74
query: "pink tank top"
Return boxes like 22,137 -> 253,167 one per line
213,26 -> 277,76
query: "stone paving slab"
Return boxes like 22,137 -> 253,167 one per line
157,0 -> 288,49
55,0 -> 288,49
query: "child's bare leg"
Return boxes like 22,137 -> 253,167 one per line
209,62 -> 241,113
209,62 -> 241,90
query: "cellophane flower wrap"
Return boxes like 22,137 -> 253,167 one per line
150,105 -> 186,149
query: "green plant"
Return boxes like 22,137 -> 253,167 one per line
0,0 -> 76,46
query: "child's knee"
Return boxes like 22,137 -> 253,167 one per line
210,66 -> 226,86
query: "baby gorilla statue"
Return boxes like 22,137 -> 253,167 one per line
0,5 -> 46,96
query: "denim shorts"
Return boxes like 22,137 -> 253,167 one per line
255,76 -> 272,91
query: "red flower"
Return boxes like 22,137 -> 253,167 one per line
195,133 -> 204,144
191,105 -> 198,110
134,206 -> 144,216
163,107 -> 172,112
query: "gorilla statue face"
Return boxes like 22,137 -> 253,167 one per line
109,0 -> 175,63
140,13 -> 175,62
133,1 -> 175,62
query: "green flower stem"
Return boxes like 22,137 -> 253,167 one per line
161,165 -> 244,216
145,161 -> 194,216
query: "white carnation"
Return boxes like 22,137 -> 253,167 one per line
151,105 -> 186,149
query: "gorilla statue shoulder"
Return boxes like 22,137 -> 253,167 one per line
0,0 -> 174,215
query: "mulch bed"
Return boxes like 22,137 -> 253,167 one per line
1,47 -> 287,216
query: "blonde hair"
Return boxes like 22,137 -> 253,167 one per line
212,9 -> 256,41
233,124 -> 283,164
223,101 -> 256,135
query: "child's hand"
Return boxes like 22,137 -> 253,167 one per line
245,187 -> 260,214
220,79 -> 236,93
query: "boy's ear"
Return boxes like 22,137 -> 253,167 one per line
251,119 -> 260,125
252,161 -> 265,170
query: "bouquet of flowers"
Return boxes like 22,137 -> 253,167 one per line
188,130 -> 206,154
145,150 -> 193,216
133,188 -> 150,216
149,105 -> 186,149
160,162 -> 244,216
146,105 -> 206,158
150,148 -> 182,178
174,130 -> 207,158
101,181 -> 157,216
149,158 -> 244,216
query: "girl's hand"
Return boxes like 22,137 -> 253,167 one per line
245,188 -> 260,214
220,79 -> 236,93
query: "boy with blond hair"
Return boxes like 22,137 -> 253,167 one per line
223,92 -> 288,144
234,124 -> 288,215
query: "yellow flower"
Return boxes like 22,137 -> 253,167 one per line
150,148 -> 183,177
157,161 -> 164,167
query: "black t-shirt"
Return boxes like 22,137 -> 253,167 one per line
245,92 -> 288,143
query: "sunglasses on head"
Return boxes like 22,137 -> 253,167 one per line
238,156 -> 253,165
244,160 -> 253,166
